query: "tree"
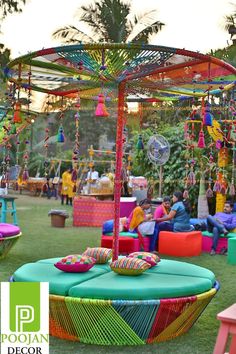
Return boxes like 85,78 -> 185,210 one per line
53,0 -> 165,44
0,0 -> 26,19
224,5 -> 236,44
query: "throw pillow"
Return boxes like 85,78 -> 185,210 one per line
54,254 -> 96,273
128,252 -> 160,267
110,257 -> 150,275
83,247 -> 112,264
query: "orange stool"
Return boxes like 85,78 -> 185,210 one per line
213,304 -> 236,354
159,231 -> 202,257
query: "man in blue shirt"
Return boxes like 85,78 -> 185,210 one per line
207,201 -> 236,255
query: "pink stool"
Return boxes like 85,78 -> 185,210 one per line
202,235 -> 228,254
213,303 -> 236,354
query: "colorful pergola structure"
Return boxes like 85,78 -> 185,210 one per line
6,43 -> 236,259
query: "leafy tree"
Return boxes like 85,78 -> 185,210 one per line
53,0 -> 164,44
0,0 -> 26,18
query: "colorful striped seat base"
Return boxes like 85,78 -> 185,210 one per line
12,258 -> 219,345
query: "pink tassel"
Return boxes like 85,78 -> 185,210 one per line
197,129 -> 206,148
95,94 -> 109,117
22,169 -> 29,181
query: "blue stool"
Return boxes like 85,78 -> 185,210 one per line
0,196 -> 18,225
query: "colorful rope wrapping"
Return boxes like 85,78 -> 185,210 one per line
49,282 -> 219,346
0,232 -> 22,259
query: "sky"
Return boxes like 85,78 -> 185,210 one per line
0,0 -> 235,59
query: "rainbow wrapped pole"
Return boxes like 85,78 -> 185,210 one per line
112,82 -> 125,261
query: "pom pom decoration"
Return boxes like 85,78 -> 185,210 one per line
57,125 -> 65,143
95,93 -> 109,117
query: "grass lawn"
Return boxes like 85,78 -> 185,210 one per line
1,193 -> 235,354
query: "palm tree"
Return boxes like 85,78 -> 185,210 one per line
224,6 -> 236,44
52,0 -> 165,44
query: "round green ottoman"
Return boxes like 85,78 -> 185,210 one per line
12,258 -> 219,345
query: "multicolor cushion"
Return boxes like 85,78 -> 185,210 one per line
128,252 -> 160,267
110,257 -> 151,276
83,247 -> 112,264
0,223 -> 21,237
54,254 -> 96,273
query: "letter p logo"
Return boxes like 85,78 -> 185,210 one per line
10,283 -> 40,332
16,305 -> 34,332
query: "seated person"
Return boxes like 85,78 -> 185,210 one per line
126,199 -> 158,251
154,196 -> 171,219
153,191 -> 194,252
207,201 -> 236,256
42,178 -> 52,199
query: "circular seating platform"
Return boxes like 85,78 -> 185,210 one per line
12,258 -> 219,345
0,223 -> 21,259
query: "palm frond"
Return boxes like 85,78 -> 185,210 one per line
126,10 -> 165,43
52,26 -> 96,44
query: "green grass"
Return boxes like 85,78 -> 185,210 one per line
1,193 -> 235,354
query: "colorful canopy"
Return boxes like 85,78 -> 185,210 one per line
5,43 -> 236,107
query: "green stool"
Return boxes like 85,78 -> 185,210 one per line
227,237 -> 236,265
0,196 -> 18,225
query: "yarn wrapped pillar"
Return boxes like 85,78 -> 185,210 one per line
95,93 -> 109,117
197,175 -> 209,218
113,82 -> 125,261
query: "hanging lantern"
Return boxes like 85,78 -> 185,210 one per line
136,134 -> 144,150
95,93 -> 109,117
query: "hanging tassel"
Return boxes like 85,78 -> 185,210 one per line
95,93 -> 109,117
13,102 -> 22,123
203,112 -> 213,126
10,123 -> 17,135
57,125 -> 65,143
188,170 -> 196,185
197,129 -> 206,148
206,186 -> 214,198
229,183 -> 235,196
136,134 -> 144,150
71,169 -> 77,182
213,180 -> 221,193
220,183 -> 227,195
183,189 -> 189,199
22,169 -> 29,181
184,122 -> 190,140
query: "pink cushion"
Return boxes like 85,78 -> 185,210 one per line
55,262 -> 94,273
0,223 -> 20,237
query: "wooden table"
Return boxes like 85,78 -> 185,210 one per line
78,193 -> 114,201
